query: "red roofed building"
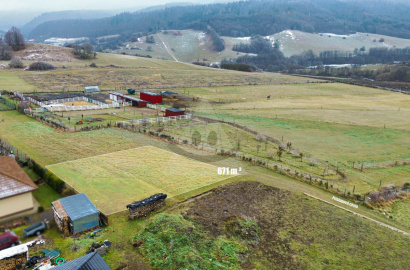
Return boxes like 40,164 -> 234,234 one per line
0,157 -> 38,219
140,92 -> 162,104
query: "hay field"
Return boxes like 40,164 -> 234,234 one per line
189,83 -> 410,193
47,146 -> 234,214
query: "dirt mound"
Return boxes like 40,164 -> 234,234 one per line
183,181 -> 302,269
14,43 -> 77,62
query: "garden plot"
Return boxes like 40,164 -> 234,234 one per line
46,146 -> 235,214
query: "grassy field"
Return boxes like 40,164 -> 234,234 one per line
0,110 -> 157,166
46,146 -> 235,214
0,44 -> 316,94
180,82 -> 410,194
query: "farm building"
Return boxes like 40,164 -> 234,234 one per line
0,244 -> 28,270
53,251 -> 111,270
84,86 -> 99,93
140,91 -> 162,104
165,108 -> 185,117
109,92 -> 147,107
51,193 -> 100,235
0,157 -> 38,220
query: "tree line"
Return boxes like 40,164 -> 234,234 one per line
27,0 -> 410,41
225,38 -> 410,72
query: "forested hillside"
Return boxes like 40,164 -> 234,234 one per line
22,10 -> 117,36
28,0 -> 410,40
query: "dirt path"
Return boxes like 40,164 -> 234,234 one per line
157,35 -> 179,62
304,193 -> 409,236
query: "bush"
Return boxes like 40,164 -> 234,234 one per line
38,206 -> 44,213
61,188 -> 77,197
29,61 -> 55,71
9,57 -> 24,68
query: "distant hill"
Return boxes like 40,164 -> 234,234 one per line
22,10 -> 118,36
28,0 -> 410,41
113,29 -> 410,63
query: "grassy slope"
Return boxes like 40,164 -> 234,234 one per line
1,46 -> 313,93
184,83 -> 410,194
117,30 -> 410,61
231,30 -> 410,57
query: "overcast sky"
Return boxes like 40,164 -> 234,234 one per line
0,0 -> 221,12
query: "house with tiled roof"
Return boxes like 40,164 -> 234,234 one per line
0,156 -> 38,219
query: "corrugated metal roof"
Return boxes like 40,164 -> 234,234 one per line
59,193 -> 99,221
0,156 -> 37,199
141,91 -> 161,96
166,108 -> 184,113
53,252 -> 111,270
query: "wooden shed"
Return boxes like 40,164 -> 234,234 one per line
52,193 -> 100,236
140,91 -> 163,104
165,108 -> 185,117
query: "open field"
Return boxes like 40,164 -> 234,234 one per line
137,181 -> 410,269
164,122 -> 334,178
16,67 -> 312,93
0,43 -> 321,93
46,146 -> 234,214
179,82 -> 410,194
0,110 -> 157,166
0,70 -> 40,92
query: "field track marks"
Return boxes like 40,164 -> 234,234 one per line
157,34 -> 179,62
304,193 -> 410,236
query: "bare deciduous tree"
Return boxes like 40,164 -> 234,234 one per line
4,27 -> 25,51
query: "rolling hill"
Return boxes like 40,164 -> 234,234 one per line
112,29 -> 410,63
27,0 -> 410,40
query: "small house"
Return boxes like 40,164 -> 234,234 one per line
51,193 -> 100,235
0,157 -> 38,219
84,86 -> 99,93
140,91 -> 162,104
0,244 -> 28,270
53,251 -> 111,270
165,108 -> 185,117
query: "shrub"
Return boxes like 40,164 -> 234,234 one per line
9,57 -> 24,68
29,61 -> 55,71
62,188 -> 77,197
38,206 -> 44,213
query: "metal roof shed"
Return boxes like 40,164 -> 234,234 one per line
53,251 -> 111,270
58,193 -> 100,234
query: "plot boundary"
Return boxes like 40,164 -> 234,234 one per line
46,145 -> 239,215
